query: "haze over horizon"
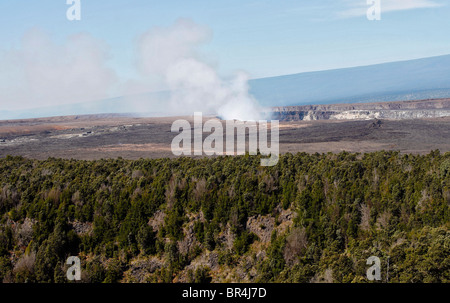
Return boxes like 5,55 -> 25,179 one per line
1,0 -> 450,119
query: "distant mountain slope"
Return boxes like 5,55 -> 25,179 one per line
249,54 -> 450,107
2,55 -> 450,120
0,91 -> 171,120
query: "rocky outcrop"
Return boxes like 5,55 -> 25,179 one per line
217,224 -> 236,251
176,251 -> 220,282
178,214 -> 203,255
148,210 -> 165,232
272,99 -> 450,121
70,221 -> 93,236
125,257 -> 163,282
246,215 -> 275,243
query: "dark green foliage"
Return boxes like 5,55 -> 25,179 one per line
233,231 -> 258,255
0,151 -> 448,283
190,266 -> 212,283
137,225 -> 156,255
86,257 -> 106,283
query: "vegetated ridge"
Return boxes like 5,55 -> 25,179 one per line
0,151 -> 448,283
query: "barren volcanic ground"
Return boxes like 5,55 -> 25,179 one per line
1,113 -> 450,160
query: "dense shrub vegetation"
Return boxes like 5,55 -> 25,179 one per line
0,151 -> 448,283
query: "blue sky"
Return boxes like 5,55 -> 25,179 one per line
1,0 -> 450,114
1,0 -> 449,78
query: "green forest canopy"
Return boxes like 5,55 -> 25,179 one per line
0,151 -> 449,283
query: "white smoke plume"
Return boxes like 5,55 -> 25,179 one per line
0,21 -> 265,121
136,18 -> 264,121
0,28 -> 117,112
